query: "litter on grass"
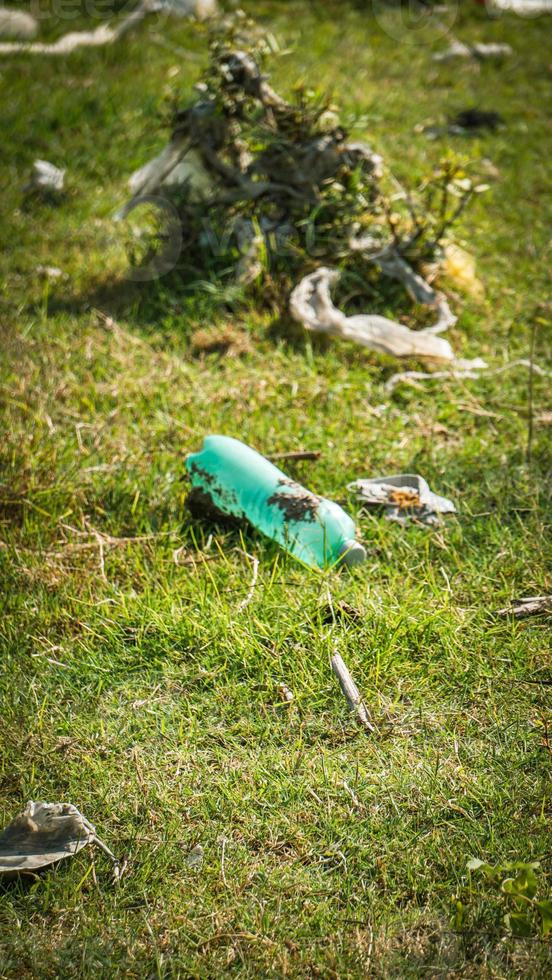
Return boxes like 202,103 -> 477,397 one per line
162,0 -> 217,15
118,14 -> 484,372
433,40 -> 513,62
289,267 -> 456,362
491,0 -> 552,12
185,843 -> 204,869
0,0 -> 216,56
348,474 -> 456,526
0,801 -> 119,876
26,160 -> 65,194
0,0 -> 150,55
186,435 -> 366,569
0,6 -> 37,39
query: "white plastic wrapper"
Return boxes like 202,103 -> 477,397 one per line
0,1 -> 216,56
433,40 -> 513,62
29,160 -> 65,192
349,474 -> 456,526
289,267 -> 455,361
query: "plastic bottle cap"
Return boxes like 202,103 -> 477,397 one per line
338,539 -> 367,567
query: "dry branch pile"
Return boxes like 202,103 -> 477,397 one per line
123,15 -> 486,362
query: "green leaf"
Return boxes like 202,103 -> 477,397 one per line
502,867 -> 538,900
451,899 -> 465,930
503,861 -> 540,872
501,877 -> 517,894
467,857 -> 495,878
536,899 -> 552,936
504,911 -> 533,937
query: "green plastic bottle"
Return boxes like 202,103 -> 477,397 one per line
186,435 -> 366,569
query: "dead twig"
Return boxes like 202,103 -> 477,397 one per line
220,836 -> 229,888
526,317 -> 537,465
342,780 -> 364,812
540,717 -> 552,759
331,651 -> 375,734
91,833 -> 122,880
497,596 -> 552,619
91,527 -> 107,583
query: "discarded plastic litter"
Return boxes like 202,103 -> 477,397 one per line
0,801 -> 118,875
491,0 -> 552,12
186,435 -> 366,569
27,160 -> 65,194
0,1 -> 216,56
289,267 -> 455,362
185,843 -> 204,869
433,40 -> 513,62
348,474 -> 456,526
0,6 -> 37,39
162,0 -> 218,17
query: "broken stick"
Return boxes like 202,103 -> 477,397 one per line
496,595 -> 552,619
331,651 -> 374,733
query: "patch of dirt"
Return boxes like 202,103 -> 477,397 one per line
188,462 -> 217,488
319,600 -> 363,625
187,464 -> 246,524
267,479 -> 319,523
186,485 -> 241,525
191,324 -> 253,358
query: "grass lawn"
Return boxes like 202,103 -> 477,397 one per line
0,2 -> 551,976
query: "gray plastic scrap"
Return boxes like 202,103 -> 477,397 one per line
0,801 -> 95,873
348,474 -> 456,526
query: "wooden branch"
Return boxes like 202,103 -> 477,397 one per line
331,652 -> 374,733
496,596 -> 552,619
